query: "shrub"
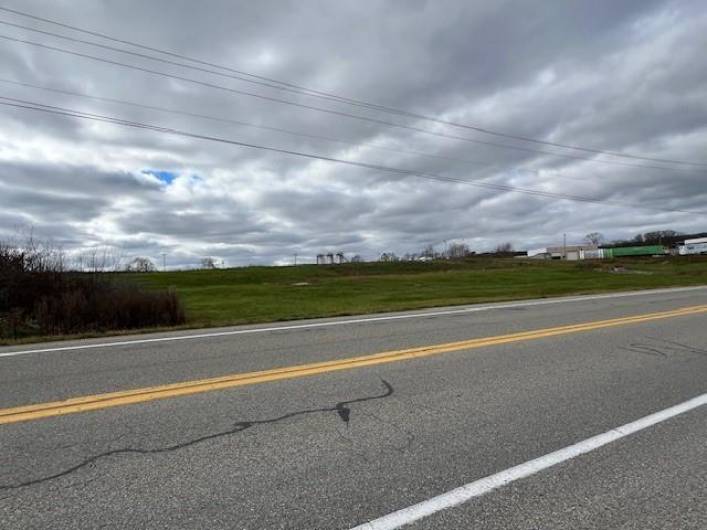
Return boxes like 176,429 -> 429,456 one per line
0,242 -> 185,339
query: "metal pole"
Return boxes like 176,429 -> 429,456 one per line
161,252 -> 167,271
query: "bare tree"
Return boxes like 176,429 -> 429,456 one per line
421,244 -> 435,258
447,242 -> 471,259
79,246 -> 122,273
584,232 -> 604,246
200,257 -> 218,269
495,242 -> 513,254
638,230 -> 681,244
105,247 -> 125,272
125,257 -> 156,272
379,252 -> 399,262
14,228 -> 66,273
350,254 -> 363,263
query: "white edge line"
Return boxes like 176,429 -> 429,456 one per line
350,393 -> 707,530
1,285 -> 705,358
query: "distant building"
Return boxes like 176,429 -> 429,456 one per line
527,247 -> 550,259
526,244 -> 597,260
678,237 -> 707,255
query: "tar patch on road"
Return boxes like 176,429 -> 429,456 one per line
0,379 -> 395,496
621,338 -> 707,359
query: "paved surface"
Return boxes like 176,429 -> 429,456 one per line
0,287 -> 705,528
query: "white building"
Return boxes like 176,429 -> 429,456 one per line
678,237 -> 707,255
527,244 -> 599,260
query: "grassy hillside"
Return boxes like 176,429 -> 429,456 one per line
125,256 -> 707,329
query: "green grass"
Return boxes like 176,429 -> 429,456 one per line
4,256 -> 705,345
122,256 -> 707,329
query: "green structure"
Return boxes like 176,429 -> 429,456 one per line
602,245 -> 666,258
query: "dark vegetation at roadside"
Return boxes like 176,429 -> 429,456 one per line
0,240 -> 185,340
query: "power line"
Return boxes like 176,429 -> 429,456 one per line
0,33 -> 700,175
0,5 -> 704,168
0,77 -> 610,185
0,95 -> 703,216
0,7 -> 349,102
0,77 -> 493,171
0,18 -> 348,105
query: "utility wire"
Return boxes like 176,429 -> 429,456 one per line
1,76 -> 656,186
0,32 -> 700,175
0,4 -> 704,168
0,77 -> 608,185
0,95 -> 703,216
0,77 -> 493,171
0,19 -> 349,105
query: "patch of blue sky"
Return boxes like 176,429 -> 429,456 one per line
142,169 -> 177,185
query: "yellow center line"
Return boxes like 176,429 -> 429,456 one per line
2,304 -> 706,425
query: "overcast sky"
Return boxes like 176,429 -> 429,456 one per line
1,0 -> 706,267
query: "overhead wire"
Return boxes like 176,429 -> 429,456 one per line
0,77 -> 619,185
0,77 -> 494,171
0,32 -> 700,174
0,5 -> 704,168
0,95 -> 703,216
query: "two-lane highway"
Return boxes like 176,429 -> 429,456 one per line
1,286 -> 706,528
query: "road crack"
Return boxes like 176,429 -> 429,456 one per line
621,338 -> 707,359
0,379 -> 393,493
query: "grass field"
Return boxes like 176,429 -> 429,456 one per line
122,256 -> 707,329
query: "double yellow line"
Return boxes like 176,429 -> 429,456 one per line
2,304 -> 706,426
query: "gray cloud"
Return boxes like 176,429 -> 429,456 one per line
0,0 -> 706,268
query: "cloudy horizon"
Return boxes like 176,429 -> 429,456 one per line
1,0 -> 706,268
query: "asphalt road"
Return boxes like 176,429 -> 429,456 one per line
0,286 -> 705,529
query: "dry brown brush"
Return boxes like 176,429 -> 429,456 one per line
0,240 -> 184,339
